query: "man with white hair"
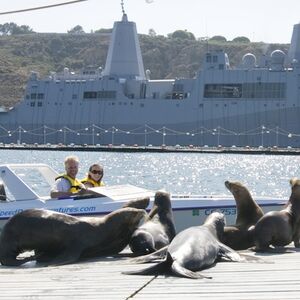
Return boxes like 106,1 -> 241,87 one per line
50,155 -> 87,198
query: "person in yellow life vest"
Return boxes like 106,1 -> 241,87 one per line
81,164 -> 105,188
50,155 -> 88,198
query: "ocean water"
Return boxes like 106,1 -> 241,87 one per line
1,149 -> 299,198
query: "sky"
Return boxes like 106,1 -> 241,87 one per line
1,0 -> 300,43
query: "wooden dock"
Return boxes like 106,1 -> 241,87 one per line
1,247 -> 300,299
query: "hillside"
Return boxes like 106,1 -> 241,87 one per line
0,32 -> 289,107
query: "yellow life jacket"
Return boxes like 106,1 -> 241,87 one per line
81,177 -> 105,187
55,174 -> 83,193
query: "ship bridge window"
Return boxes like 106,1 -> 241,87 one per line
83,91 -> 117,99
37,93 -> 44,99
204,83 -> 286,99
171,92 -> 186,99
31,93 -> 37,99
83,91 -> 97,99
97,91 -> 116,99
204,84 -> 242,98
243,82 -> 286,98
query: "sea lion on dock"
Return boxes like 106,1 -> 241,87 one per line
221,181 -> 264,250
122,197 -> 150,210
123,212 -> 259,279
129,191 -> 176,255
0,207 -> 146,266
250,178 -> 300,252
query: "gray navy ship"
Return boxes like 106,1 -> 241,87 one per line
1,10 -> 300,148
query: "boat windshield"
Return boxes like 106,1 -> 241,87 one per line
1,164 -> 57,200
13,168 -> 53,198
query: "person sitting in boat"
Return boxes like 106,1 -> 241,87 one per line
50,155 -> 88,198
81,164 -> 105,188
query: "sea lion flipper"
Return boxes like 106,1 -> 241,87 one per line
0,255 -> 35,267
122,260 -> 167,276
217,243 -> 244,262
128,245 -> 168,264
237,253 -> 273,263
44,247 -> 83,266
218,242 -> 272,263
171,261 -> 212,279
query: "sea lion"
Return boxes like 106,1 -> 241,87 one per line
122,197 -> 150,210
221,181 -> 264,250
129,191 -> 176,255
251,178 -> 300,251
123,212 -> 255,279
0,207 -> 146,266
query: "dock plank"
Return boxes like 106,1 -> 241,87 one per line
0,248 -> 300,299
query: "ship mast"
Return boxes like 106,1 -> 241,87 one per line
121,0 -> 126,15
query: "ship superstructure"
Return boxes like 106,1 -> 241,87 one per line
1,12 -> 300,147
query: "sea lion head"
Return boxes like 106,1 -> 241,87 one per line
154,191 -> 172,210
204,212 -> 226,240
289,177 -> 300,204
225,180 -> 251,201
290,177 -> 300,190
147,191 -> 172,219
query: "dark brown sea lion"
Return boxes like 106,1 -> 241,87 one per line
122,197 -> 150,210
251,178 -> 300,251
0,207 -> 146,266
129,191 -> 176,255
221,180 -> 264,250
123,212 -> 260,279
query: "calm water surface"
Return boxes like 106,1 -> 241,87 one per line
1,149 -> 299,198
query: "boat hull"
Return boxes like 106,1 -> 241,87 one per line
0,197 -> 285,232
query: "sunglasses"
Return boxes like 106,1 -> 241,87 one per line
90,170 -> 102,175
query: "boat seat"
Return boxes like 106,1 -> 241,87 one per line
0,182 -> 7,201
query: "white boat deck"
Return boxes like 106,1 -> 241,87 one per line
1,246 -> 300,299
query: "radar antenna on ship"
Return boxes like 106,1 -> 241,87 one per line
121,0 -> 126,15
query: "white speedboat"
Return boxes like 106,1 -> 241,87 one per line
0,164 -> 286,232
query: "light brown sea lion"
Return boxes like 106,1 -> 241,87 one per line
220,181 -> 264,250
129,191 -> 176,255
251,178 -> 300,252
0,207 -> 146,266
